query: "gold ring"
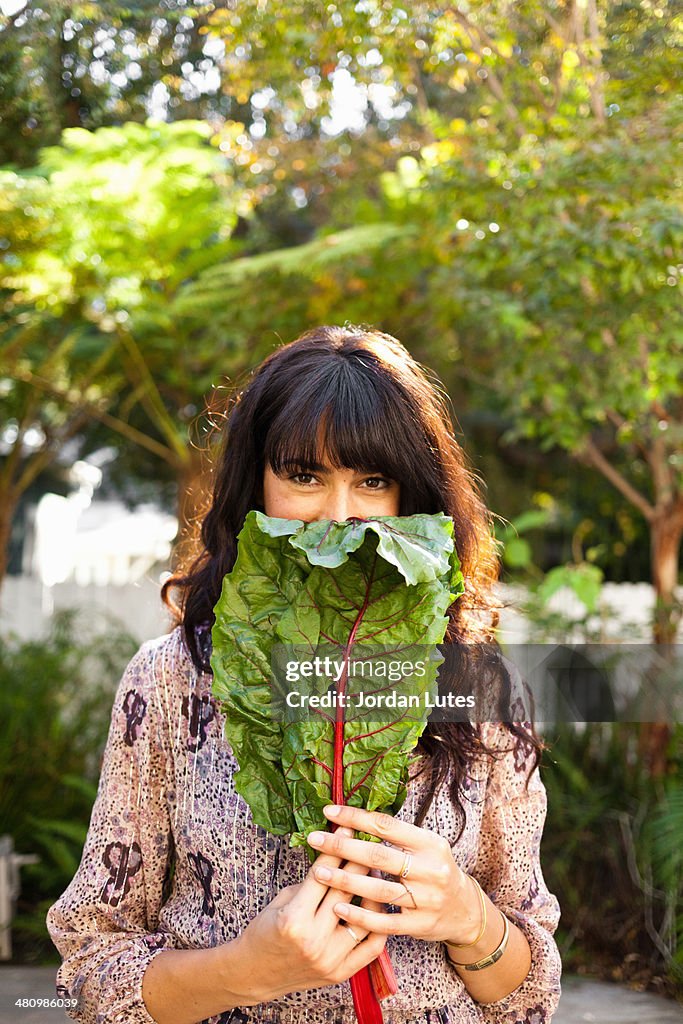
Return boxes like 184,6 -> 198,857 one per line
399,851 -> 412,879
400,881 -> 418,910
343,923 -> 362,945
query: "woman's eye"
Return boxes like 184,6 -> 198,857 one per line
363,477 -> 390,490
290,473 -> 317,485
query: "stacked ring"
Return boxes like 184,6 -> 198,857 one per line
399,882 -> 418,909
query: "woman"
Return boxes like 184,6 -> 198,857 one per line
47,324 -> 562,1024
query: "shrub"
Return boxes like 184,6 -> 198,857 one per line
0,610 -> 138,963
542,722 -> 683,997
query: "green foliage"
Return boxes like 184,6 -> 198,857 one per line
494,506 -> 554,573
2,119 -> 246,361
395,106 -> 683,462
0,119 -> 252,559
0,2 -> 222,168
2,1 -> 679,168
0,611 -> 138,962
543,723 -> 683,993
536,563 -> 605,615
648,785 -> 683,981
211,511 -> 462,854
172,221 -> 421,376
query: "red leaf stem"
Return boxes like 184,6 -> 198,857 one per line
369,950 -> 399,999
350,970 -> 385,1024
328,551 -> 396,1023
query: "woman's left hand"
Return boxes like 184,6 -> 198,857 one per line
306,804 -> 479,945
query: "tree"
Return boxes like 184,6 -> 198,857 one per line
0,1 -> 225,167
406,103 -> 683,645
2,0 -> 680,635
0,119 -> 249,586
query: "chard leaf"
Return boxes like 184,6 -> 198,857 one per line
211,511 -> 464,851
210,512 -> 310,834
277,528 -> 461,848
257,510 -> 456,585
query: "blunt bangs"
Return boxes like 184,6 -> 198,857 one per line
260,353 -> 433,503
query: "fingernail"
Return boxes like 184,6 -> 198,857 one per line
308,831 -> 324,845
315,867 -> 332,880
339,826 -> 354,837
324,805 -> 341,815
334,903 -> 350,914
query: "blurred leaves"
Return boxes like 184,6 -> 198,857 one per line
0,611 -> 137,961
0,120 -> 252,580
1,2 -> 681,613
543,722 -> 683,990
536,562 -> 605,614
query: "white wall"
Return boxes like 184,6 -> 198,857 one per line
494,581 -> 683,643
0,573 -> 174,645
2,576 -> 680,646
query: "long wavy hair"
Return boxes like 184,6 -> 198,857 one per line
162,324 -> 543,837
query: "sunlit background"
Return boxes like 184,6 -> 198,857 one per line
0,0 -> 681,1012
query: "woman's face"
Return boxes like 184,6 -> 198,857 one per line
263,456 -> 400,522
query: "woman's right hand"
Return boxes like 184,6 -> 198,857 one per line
234,828 -> 389,1003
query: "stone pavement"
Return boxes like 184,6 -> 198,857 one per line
555,974 -> 683,1022
0,967 -> 682,1023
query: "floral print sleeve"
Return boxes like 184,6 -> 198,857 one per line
46,640 -> 177,1024
460,715 -> 562,1024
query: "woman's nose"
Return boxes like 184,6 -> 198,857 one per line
319,489 -> 352,522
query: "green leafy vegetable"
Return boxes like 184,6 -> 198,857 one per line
211,510 -> 464,853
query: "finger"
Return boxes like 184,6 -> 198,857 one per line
296,827 -> 358,913
365,867 -> 403,916
368,867 -> 405,915
312,863 -> 407,906
322,805 -> 424,850
335,917 -> 370,951
341,928 -> 388,974
360,895 -> 386,914
307,830 -> 406,876
317,858 -> 372,923
332,883 -> 396,956
331,864 -> 386,951
332,898 -> 409,936
359,873 -> 388,915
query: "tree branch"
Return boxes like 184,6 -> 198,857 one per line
10,368 -> 184,469
604,407 -> 651,461
117,328 -> 188,462
451,10 -> 526,138
576,434 -> 656,522
541,1 -> 606,125
646,434 -> 675,507
12,410 -> 92,496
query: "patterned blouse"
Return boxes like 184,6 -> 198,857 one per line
46,626 -> 562,1024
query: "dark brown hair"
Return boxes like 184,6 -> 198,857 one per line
163,324 -> 543,836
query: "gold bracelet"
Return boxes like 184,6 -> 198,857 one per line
447,911 -> 510,971
444,874 -> 487,950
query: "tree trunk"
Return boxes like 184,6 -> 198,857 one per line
638,504 -> 683,776
650,505 -> 683,645
0,485 -> 18,593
